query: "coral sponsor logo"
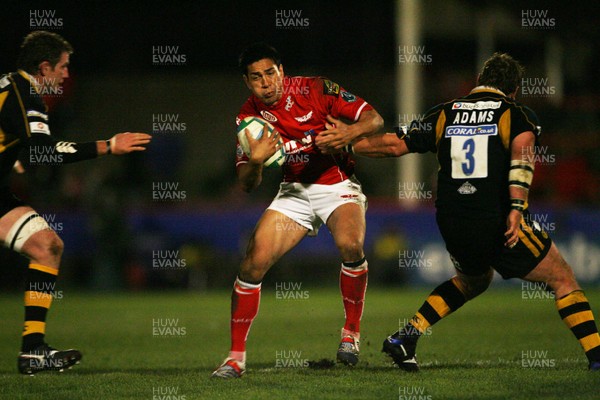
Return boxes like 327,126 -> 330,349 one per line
445,124 -> 497,137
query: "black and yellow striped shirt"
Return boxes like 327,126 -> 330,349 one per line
403,87 -> 540,218
0,70 -> 98,192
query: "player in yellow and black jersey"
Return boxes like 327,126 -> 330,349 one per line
316,52 -> 600,371
0,31 -> 151,374
403,89 -> 540,219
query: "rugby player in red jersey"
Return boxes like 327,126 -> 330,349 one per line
212,43 -> 383,378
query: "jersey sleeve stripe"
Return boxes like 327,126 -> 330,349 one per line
435,109 -> 446,146
353,102 -> 368,122
26,110 -> 49,121
9,76 -> 32,138
498,109 -> 511,149
0,139 -> 20,153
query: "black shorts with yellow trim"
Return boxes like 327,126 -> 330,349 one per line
0,188 -> 26,217
436,209 -> 552,279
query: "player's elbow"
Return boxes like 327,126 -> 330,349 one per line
239,180 -> 254,193
237,165 -> 260,192
360,109 -> 384,134
372,112 -> 384,132
371,110 -> 385,133
239,177 -> 259,193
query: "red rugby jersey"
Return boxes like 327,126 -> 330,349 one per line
235,76 -> 372,184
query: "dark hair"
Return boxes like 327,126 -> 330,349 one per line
477,52 -> 524,95
16,31 -> 73,74
238,43 -> 281,76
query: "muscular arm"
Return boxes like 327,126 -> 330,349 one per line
509,131 -> 535,206
316,108 -> 384,151
28,133 -> 99,163
351,132 -> 411,158
347,108 -> 384,140
238,160 -> 265,193
504,131 -> 536,247
237,126 -> 281,193
28,132 -> 151,163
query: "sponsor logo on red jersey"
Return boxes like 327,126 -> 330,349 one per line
260,110 -> 278,122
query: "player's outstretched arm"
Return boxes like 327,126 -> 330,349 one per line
27,132 -> 151,164
98,132 -> 152,156
315,109 -> 383,151
351,132 -> 410,158
237,126 -> 281,192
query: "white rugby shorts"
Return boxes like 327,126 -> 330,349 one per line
267,176 -> 367,236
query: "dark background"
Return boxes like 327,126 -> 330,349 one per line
1,0 -> 598,290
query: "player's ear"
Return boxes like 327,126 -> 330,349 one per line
278,64 -> 284,77
243,74 -> 251,90
38,61 -> 52,76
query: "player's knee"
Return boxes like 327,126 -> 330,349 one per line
240,254 -> 271,282
42,234 -> 64,263
469,279 -> 491,299
337,237 -> 364,260
30,233 -> 64,266
455,270 -> 492,300
538,252 -> 580,296
239,267 -> 266,283
547,271 -> 579,296
49,235 -> 64,258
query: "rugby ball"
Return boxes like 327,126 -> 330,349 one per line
237,116 -> 285,168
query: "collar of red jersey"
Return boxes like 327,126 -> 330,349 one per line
469,86 -> 506,97
17,69 -> 42,94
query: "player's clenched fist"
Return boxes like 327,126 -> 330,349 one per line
109,132 -> 152,155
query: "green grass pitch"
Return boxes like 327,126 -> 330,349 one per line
0,287 -> 598,399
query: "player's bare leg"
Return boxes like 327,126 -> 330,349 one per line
523,243 -> 600,369
238,210 -> 308,282
213,210 -> 308,378
327,203 -> 367,366
0,206 -> 82,374
522,242 -> 579,298
383,268 -> 493,371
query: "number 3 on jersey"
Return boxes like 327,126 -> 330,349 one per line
450,136 -> 488,178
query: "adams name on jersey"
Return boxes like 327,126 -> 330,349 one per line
403,86 -> 540,217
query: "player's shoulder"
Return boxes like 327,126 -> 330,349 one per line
296,75 -> 332,92
422,102 -> 447,119
310,76 -> 341,97
508,99 -> 540,127
0,72 -> 25,95
1,72 -> 45,111
511,99 -> 538,117
9,71 -> 31,92
288,75 -> 314,85
283,75 -> 314,95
